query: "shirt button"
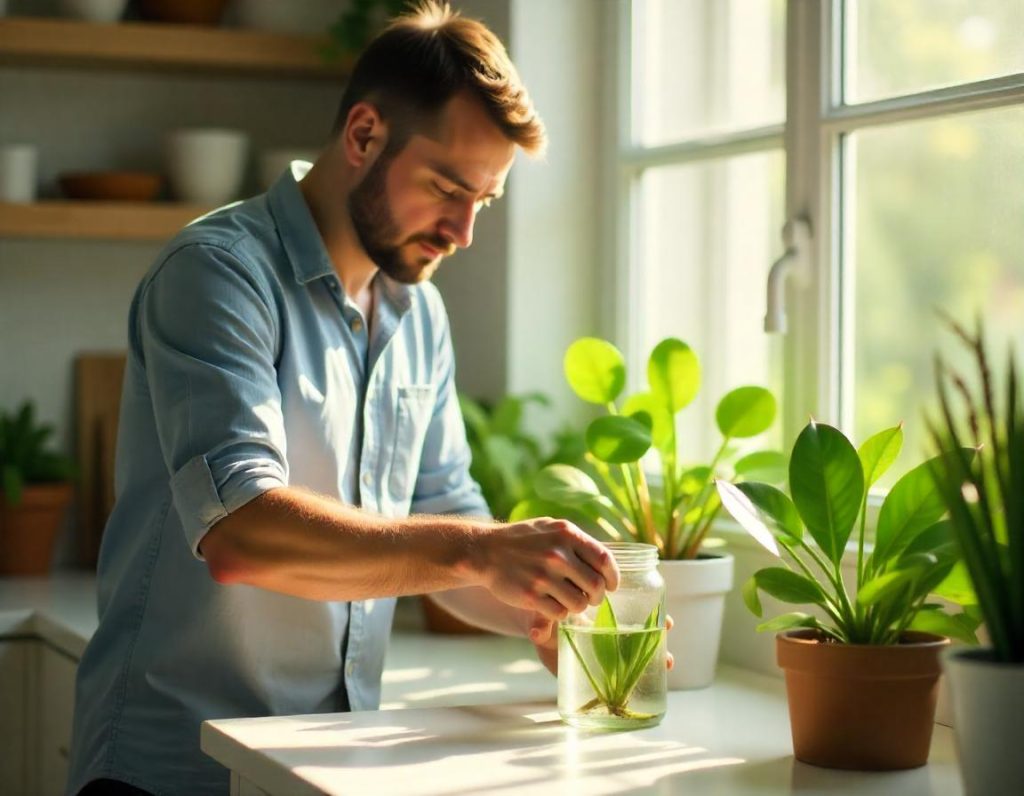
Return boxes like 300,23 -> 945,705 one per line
350,317 -> 364,333
362,472 -> 372,487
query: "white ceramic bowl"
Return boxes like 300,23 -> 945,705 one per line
258,148 -> 320,191
165,128 -> 249,206
232,0 -> 341,34
59,0 -> 129,23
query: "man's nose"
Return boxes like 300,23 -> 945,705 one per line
440,199 -> 477,250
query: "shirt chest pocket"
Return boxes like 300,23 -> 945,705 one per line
388,384 -> 437,502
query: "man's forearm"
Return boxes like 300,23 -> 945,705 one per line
426,586 -> 535,637
199,486 -> 491,601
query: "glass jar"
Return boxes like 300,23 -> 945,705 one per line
558,542 -> 667,729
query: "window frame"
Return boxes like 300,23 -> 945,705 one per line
608,0 -> 1024,457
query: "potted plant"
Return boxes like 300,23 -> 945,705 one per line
716,419 -> 979,770
512,337 -> 784,688
0,401 -> 76,575
422,392 -> 584,634
927,319 -> 1024,795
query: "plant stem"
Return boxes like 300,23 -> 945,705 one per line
780,540 -> 848,629
677,436 -> 731,555
633,463 -> 659,550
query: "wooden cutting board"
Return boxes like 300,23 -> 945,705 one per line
75,353 -> 126,568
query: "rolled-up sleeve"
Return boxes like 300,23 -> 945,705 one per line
137,242 -> 288,557
409,306 -> 491,519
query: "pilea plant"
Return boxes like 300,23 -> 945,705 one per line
560,596 -> 663,719
716,419 -> 982,644
512,337 -> 784,559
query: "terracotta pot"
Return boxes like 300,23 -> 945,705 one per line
777,629 -> 949,770
421,595 -> 486,635
139,0 -> 229,26
0,483 -> 73,575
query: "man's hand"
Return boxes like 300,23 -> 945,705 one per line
476,518 -> 620,621
526,613 -> 677,676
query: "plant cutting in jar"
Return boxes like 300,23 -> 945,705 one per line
715,419 -> 981,644
560,596 -> 664,719
512,337 -> 784,559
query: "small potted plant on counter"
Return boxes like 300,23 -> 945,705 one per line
716,419 -> 979,770
0,401 -> 76,575
513,337 -> 784,689
928,319 -> 1024,795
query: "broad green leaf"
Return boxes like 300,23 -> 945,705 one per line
564,338 -> 626,405
458,395 -> 490,442
858,425 -> 904,488
908,609 -> 981,644
736,482 -> 804,541
756,612 -> 821,634
506,498 -> 596,531
490,397 -> 523,436
715,480 -> 781,556
533,464 -> 602,506
716,386 -> 777,439
857,569 -> 918,607
932,560 -> 978,605
679,466 -> 712,497
733,450 -> 788,484
622,392 -> 674,453
647,338 -> 700,413
585,415 -> 652,464
789,421 -> 864,565
873,449 -> 973,567
900,519 -> 956,561
591,597 -> 620,688
742,576 -> 763,617
617,603 -> 661,688
753,567 -> 828,607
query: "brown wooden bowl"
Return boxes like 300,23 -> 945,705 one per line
58,171 -> 162,201
139,0 -> 230,26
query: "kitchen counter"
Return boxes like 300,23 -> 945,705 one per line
202,665 -> 963,796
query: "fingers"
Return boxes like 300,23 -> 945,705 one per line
570,534 -> 620,594
666,614 -> 674,631
528,614 -> 555,646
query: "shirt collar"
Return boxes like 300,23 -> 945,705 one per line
267,160 -> 336,286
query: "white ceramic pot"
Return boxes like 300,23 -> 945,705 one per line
59,0 -> 128,23
165,128 -> 249,205
232,0 -> 342,34
258,148 -> 320,192
944,647 -> 1024,795
658,553 -> 734,690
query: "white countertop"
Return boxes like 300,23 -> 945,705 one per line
0,573 -> 99,657
202,665 -> 963,796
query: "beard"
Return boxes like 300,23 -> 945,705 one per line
348,151 -> 454,284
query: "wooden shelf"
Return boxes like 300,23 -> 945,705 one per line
0,17 -> 352,80
0,201 -> 213,241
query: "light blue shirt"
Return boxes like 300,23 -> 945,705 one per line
67,163 -> 489,796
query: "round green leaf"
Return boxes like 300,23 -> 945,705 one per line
585,415 -> 652,464
733,450 -> 788,484
789,421 -> 864,565
716,386 -> 777,439
564,338 -> 626,405
622,392 -> 674,453
647,338 -> 700,413
533,464 -> 603,506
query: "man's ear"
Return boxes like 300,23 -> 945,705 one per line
342,101 -> 389,168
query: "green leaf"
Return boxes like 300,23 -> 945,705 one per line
789,421 -> 864,565
716,386 -> 777,439
753,567 -> 828,607
647,338 -> 700,413
591,597 -> 621,689
908,609 -> 980,644
2,464 -> 23,505
733,450 -> 788,484
533,465 -> 603,507
900,519 -> 957,560
564,338 -> 626,405
756,612 -> 821,634
458,394 -> 490,442
715,480 -> 781,555
742,576 -> 763,617
873,449 -> 973,567
857,569 -> 918,607
622,392 -> 674,453
932,560 -> 978,605
858,425 -> 904,489
585,415 -> 652,464
735,482 -> 804,541
679,466 -> 712,497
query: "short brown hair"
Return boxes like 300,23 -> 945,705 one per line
333,1 -> 547,156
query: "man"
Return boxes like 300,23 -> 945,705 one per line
66,3 -> 621,794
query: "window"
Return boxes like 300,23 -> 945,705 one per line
615,0 -> 1024,483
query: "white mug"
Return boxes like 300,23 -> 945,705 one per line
165,128 -> 249,205
0,144 -> 39,203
